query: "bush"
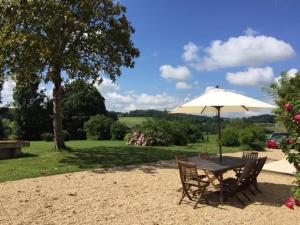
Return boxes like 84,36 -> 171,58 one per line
239,126 -> 266,150
187,124 -> 204,143
126,119 -> 204,146
41,132 -> 54,141
127,120 -> 170,146
84,114 -> 113,140
221,128 -> 240,146
111,122 -> 129,140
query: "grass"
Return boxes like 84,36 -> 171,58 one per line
118,116 -> 150,127
0,137 -> 241,182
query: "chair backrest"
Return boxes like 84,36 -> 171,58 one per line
175,155 -> 188,162
238,160 -> 257,184
253,157 -> 267,177
177,160 -> 199,183
199,152 -> 209,160
242,151 -> 258,160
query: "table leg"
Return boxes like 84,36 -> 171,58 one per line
220,173 -> 224,205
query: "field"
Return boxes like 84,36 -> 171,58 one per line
118,116 -> 150,127
0,138 -> 241,182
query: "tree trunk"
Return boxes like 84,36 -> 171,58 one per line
53,78 -> 65,150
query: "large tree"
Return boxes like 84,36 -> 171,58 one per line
0,0 -> 139,149
63,79 -> 106,140
13,74 -> 52,140
0,76 -> 3,104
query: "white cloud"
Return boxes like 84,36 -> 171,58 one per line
244,27 -> 259,36
275,68 -> 298,83
176,81 -> 192,90
182,42 -> 199,61
159,65 -> 191,81
96,77 -> 120,94
226,67 -> 274,87
95,79 -> 182,112
1,79 -> 16,105
286,68 -> 298,78
184,34 -> 295,71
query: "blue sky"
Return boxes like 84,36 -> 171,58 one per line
95,0 -> 300,112
2,0 -> 299,112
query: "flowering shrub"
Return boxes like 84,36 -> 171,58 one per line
271,71 -> 300,205
125,119 -> 203,146
126,129 -> 169,146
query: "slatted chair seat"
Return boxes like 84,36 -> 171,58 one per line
248,157 -> 267,194
177,160 -> 210,209
223,160 -> 257,205
234,151 -> 258,178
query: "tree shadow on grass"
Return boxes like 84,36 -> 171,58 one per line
60,145 -> 199,172
0,152 -> 38,161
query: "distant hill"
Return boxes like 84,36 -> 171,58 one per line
118,110 -> 276,124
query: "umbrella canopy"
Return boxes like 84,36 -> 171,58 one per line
171,87 -> 276,161
172,87 -> 276,114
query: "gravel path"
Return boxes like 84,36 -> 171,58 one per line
0,149 -> 299,225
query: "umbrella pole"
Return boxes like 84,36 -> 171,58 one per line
216,106 -> 222,161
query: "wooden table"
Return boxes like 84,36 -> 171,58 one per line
195,156 -> 248,205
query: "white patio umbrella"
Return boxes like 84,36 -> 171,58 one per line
171,86 -> 276,161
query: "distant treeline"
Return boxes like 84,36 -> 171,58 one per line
118,109 -> 276,124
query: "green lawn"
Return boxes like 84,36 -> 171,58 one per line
118,116 -> 150,127
0,139 -> 241,182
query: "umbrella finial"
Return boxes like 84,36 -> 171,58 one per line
216,85 -> 219,89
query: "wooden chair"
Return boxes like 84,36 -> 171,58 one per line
198,152 -> 220,190
223,160 -> 257,205
176,155 -> 205,192
177,160 -> 210,209
242,151 -> 258,160
234,151 -> 258,177
248,157 -> 267,194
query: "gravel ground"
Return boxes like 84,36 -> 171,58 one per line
0,149 -> 299,225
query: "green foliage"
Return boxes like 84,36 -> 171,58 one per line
0,0 -> 139,149
84,114 -> 114,140
0,118 -> 6,139
221,128 -> 240,146
13,75 -> 52,140
126,119 -> 203,146
239,126 -> 266,151
271,71 -> 300,199
62,130 -> 71,142
41,133 -> 54,142
293,172 -> 300,201
226,119 -> 251,130
62,80 -> 106,140
111,122 -> 128,140
131,120 -> 170,146
0,107 -> 14,120
0,76 -> 3,104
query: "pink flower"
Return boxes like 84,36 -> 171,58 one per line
285,197 -> 295,209
294,114 -> 300,123
285,102 -> 293,112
